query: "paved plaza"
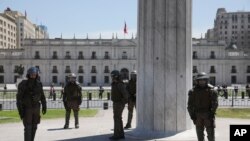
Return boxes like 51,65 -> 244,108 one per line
1,108 -> 250,141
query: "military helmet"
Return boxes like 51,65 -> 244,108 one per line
131,70 -> 137,74
27,67 -> 38,75
196,72 -> 209,80
68,73 -> 76,78
111,70 -> 120,78
26,67 -> 39,79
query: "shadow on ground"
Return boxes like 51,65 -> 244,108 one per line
47,128 -> 74,131
56,130 -> 180,141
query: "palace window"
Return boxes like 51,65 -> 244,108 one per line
65,66 -> 71,73
78,51 -> 84,59
91,51 -> 97,59
0,65 -> 4,73
231,76 -> 237,84
52,76 -> 58,84
91,76 -> 96,83
34,51 -> 40,59
104,66 -> 110,73
210,51 -> 215,59
78,66 -> 84,73
210,66 -> 216,73
65,51 -> 71,59
193,51 -> 198,59
231,66 -> 237,73
78,76 -> 84,84
91,66 -> 97,73
52,66 -> 58,73
122,51 -> 127,59
247,66 -> 250,73
52,51 -> 58,59
104,76 -> 109,83
104,51 -> 110,59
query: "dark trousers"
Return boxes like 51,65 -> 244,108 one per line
65,108 -> 79,126
113,102 -> 125,137
126,98 -> 136,126
23,108 -> 40,141
195,113 -> 215,141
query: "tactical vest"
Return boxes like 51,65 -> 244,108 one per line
111,82 -> 124,102
64,83 -> 81,101
192,88 -> 211,113
19,80 -> 44,108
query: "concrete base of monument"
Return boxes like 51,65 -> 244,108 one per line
126,127 -> 197,141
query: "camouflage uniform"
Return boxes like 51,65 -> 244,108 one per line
63,81 -> 82,129
187,73 -> 218,141
16,67 -> 46,141
109,70 -> 128,140
124,79 -> 136,129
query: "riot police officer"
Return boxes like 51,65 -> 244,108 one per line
109,70 -> 128,140
187,72 -> 218,141
124,70 -> 137,129
16,67 -> 47,141
63,73 -> 82,129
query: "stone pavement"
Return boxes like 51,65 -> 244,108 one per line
1,108 -> 250,141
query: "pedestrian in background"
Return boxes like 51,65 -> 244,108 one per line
99,85 -> 104,99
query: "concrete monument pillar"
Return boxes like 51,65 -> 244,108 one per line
136,0 -> 192,137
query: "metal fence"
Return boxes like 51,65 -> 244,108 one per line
217,87 -> 250,107
1,88 -> 250,110
0,88 -> 112,110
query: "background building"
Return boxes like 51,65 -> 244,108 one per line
0,38 -> 137,86
206,8 -> 250,49
0,8 -> 49,49
1,8 -> 250,86
193,39 -> 250,86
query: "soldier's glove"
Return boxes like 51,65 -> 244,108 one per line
42,106 -> 47,115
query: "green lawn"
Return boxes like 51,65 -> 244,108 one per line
216,108 -> 250,119
0,109 -> 98,124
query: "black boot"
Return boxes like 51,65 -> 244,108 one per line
124,124 -> 131,129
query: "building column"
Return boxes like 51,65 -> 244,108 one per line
136,0 -> 192,137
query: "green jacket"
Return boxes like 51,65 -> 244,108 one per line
187,85 -> 218,120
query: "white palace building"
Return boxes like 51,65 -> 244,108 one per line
1,37 -> 250,87
0,38 -> 137,86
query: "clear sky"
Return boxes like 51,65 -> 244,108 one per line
1,0 -> 250,39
